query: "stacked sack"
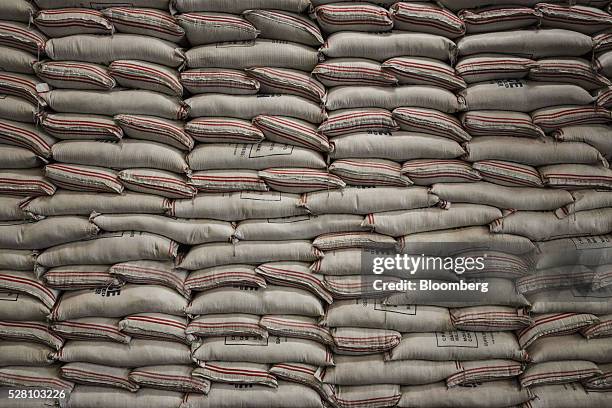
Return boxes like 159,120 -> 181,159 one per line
0,0 -> 611,407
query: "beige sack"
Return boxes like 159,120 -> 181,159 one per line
50,284 -> 187,320
186,285 -> 324,317
37,232 -> 178,267
178,240 -> 321,270
45,34 -> 185,67
0,216 -> 97,250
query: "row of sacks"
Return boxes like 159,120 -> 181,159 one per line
3,187 -> 610,221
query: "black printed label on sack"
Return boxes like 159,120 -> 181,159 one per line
225,335 -> 268,346
0,292 -> 18,301
496,79 -> 524,88
374,301 -> 417,315
249,143 -> 294,158
570,235 -> 612,250
94,287 -> 121,297
436,331 -> 479,348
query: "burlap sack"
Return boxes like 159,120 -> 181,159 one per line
193,361 -> 277,387
102,7 -> 185,43
186,39 -> 319,71
301,187 -> 438,215
186,94 -> 326,123
119,313 -> 190,344
554,126 -> 612,161
129,364 -> 210,393
0,270 -> 59,309
252,115 -> 330,152
313,58 -> 398,87
331,327 -> 400,354
179,240 -> 321,270
461,110 -> 544,138
34,9 -> 113,37
180,68 -> 260,95
0,319 -> 63,350
320,31 -> 455,62
0,145 -> 44,169
392,107 -> 470,142
431,182 -> 573,211
537,3 -> 612,34
243,9 -> 324,46
109,261 -> 189,297
390,2 -> 465,38
315,3 -> 393,34
33,61 -> 115,90
459,7 -> 540,34
42,264 -> 120,290
0,95 -> 38,123
186,285 -> 324,317
260,315 -> 333,345
323,354 -> 459,385
181,381 -> 322,408
366,204 -> 502,237
65,386 -> 184,408
0,0 -> 36,23
184,265 -> 266,292
581,313 -> 612,338
388,331 -> 527,361
174,0 -> 310,13
192,335 -> 333,366
0,21 -> 46,55
52,139 -> 188,173
186,313 -> 267,339
200,9 -> 250,42
0,292 -> 49,321
326,85 -> 461,112
169,191 -> 306,221
114,114 -> 193,151
322,299 -> 453,332
0,365 -> 73,390
44,163 -> 124,193
0,341 -> 54,366
528,333 -> 612,363
255,262 -> 331,303
540,164 -> 612,189
526,383 -> 611,408
527,287 -> 612,315
385,277 -> 530,308
51,317 -> 129,343
246,67 -> 326,103
0,118 -> 56,158
450,306 -> 532,331
329,132 -> 465,161
45,34 -> 185,68
189,169 -> 268,192
584,362 -> 612,389
37,232 -> 178,268
520,360 -> 602,388
109,60 -> 183,97
23,191 -> 170,217
35,0 -> 170,8
258,168 -> 345,193
460,80 -> 594,112
0,216 -> 98,249
42,89 -> 187,120
58,339 -> 191,367
235,214 -> 365,241
457,28 -> 593,58
0,196 -> 28,221
60,362 -> 137,392
92,214 -> 232,245
187,143 -> 326,170
399,226 -> 536,255
50,284 -> 187,320
492,208 -> 612,241
467,136 -> 605,167
398,380 -> 533,408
